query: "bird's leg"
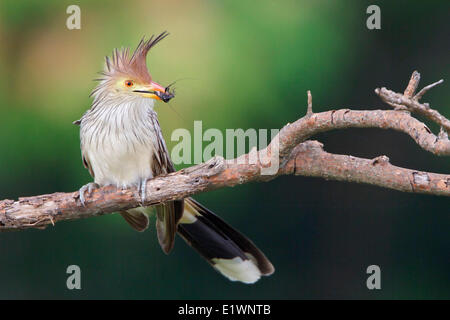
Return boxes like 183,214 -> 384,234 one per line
78,182 -> 100,207
139,178 -> 147,206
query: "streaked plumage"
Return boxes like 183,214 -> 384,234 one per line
75,32 -> 274,283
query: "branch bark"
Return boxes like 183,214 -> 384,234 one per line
1,71 -> 449,231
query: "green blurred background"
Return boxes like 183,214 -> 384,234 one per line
0,0 -> 448,299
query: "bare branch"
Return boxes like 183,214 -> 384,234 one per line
276,109 -> 449,159
1,72 -> 449,232
288,141 -> 449,196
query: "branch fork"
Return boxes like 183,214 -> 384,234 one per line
375,70 -> 449,132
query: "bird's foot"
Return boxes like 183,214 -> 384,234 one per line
138,178 -> 147,206
79,182 -> 99,207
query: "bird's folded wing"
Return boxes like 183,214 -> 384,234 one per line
149,110 -> 183,254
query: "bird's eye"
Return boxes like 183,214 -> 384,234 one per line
125,80 -> 134,87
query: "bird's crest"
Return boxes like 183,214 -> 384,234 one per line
102,31 -> 169,83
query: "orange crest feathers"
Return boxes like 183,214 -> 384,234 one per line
103,31 -> 169,83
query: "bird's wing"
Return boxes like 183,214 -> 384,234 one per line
149,111 -> 184,254
82,153 -> 95,178
76,114 -> 95,179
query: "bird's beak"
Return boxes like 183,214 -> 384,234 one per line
133,81 -> 174,103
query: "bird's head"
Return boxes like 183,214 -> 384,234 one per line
91,31 -> 174,105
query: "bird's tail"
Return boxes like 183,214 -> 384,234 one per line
177,198 -> 274,284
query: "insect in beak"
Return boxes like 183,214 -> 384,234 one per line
133,81 -> 175,103
155,90 -> 175,102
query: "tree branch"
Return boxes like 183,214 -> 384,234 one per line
1,71 -> 449,231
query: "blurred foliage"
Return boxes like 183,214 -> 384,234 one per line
0,0 -> 448,299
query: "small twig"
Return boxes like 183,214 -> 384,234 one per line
404,70 -> 421,97
306,90 -> 313,116
414,79 -> 444,100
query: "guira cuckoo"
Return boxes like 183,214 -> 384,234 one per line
74,32 -> 274,283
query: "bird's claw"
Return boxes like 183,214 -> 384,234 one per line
139,178 -> 147,206
79,182 -> 99,206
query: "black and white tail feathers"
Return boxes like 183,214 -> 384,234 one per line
177,198 -> 274,284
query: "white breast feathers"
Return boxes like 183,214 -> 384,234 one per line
80,97 -> 159,188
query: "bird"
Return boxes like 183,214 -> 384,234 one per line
74,31 -> 274,284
